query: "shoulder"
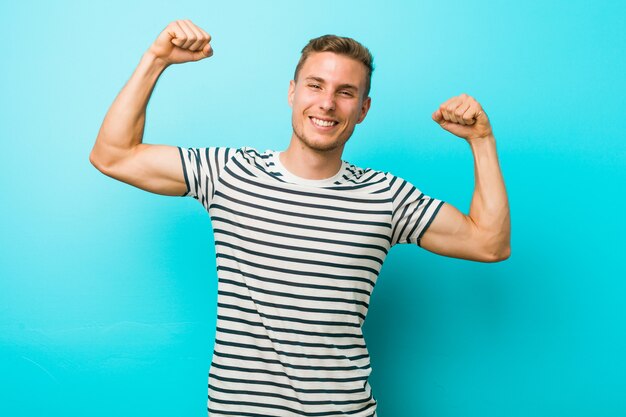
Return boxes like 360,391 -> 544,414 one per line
341,159 -> 391,185
235,146 -> 276,167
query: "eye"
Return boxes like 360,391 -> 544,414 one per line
339,90 -> 353,97
308,83 -> 321,89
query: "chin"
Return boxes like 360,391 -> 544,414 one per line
292,122 -> 353,153
302,135 -> 347,152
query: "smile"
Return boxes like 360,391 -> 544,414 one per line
309,116 -> 339,128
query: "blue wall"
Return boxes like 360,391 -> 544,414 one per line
1,0 -> 625,416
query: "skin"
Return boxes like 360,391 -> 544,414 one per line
280,51 -> 509,262
280,52 -> 371,180
90,19 -> 510,263
426,98 -> 511,262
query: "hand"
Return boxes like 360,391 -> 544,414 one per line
147,19 -> 213,66
432,93 -> 493,142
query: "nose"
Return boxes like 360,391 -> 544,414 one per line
318,91 -> 336,112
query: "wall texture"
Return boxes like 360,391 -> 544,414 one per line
1,0 -> 624,416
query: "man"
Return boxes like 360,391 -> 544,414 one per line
90,19 -> 510,417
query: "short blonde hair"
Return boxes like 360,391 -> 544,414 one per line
294,35 -> 374,98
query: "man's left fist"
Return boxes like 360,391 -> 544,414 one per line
432,93 -> 493,142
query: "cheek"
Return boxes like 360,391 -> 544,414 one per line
295,90 -> 317,107
341,104 -> 361,123
295,96 -> 308,108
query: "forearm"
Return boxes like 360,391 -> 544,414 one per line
467,135 -> 511,258
90,51 -> 168,169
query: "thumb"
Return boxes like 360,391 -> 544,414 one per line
193,44 -> 214,61
432,109 -> 445,125
202,43 -> 213,57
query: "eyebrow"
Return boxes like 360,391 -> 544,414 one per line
305,76 -> 359,91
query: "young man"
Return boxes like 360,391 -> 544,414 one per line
90,19 -> 510,417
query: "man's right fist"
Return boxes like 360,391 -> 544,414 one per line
148,19 -> 213,66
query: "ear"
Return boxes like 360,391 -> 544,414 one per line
288,80 -> 295,107
356,96 -> 371,124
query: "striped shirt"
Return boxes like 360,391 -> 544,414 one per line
178,146 -> 445,417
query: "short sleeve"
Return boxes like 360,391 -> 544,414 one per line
178,146 -> 237,208
388,173 -> 445,247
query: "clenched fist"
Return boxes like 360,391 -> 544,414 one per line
432,93 -> 493,142
147,19 -> 213,66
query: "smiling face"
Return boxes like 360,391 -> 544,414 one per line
288,51 -> 371,153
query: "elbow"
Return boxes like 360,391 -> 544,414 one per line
89,149 -> 106,173
491,245 -> 511,262
89,145 -> 119,174
89,149 -> 99,168
90,141 -> 136,173
478,231 -> 511,263
483,243 -> 511,263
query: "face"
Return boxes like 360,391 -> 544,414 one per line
288,52 -> 371,153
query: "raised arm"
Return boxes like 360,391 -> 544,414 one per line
419,94 -> 511,263
89,19 -> 213,196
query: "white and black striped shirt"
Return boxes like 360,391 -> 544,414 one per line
178,146 -> 445,417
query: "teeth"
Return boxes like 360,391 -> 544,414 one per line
311,117 -> 336,127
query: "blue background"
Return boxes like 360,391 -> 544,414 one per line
1,0 -> 625,416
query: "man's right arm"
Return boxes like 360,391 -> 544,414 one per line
89,19 -> 213,196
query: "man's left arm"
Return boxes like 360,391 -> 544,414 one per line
419,93 -> 511,263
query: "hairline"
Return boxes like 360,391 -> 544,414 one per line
294,51 -> 372,99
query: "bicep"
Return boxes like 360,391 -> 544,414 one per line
419,202 -> 491,262
98,144 -> 188,196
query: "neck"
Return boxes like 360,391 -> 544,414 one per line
280,135 -> 345,180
